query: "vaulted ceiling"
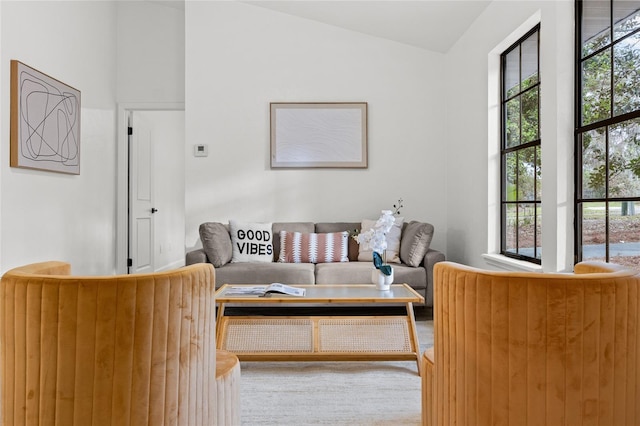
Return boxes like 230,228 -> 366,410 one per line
150,0 -> 492,53
243,1 -> 492,53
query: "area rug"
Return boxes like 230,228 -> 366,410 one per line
239,319 -> 433,426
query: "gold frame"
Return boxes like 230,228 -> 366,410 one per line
270,102 -> 368,168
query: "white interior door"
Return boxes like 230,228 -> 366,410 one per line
129,111 -> 155,274
128,110 -> 185,274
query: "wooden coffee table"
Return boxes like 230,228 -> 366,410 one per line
214,284 -> 425,375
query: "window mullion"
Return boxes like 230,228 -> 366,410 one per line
534,148 -> 538,258
516,152 -> 520,253
517,41 -> 522,257
603,126 -> 610,262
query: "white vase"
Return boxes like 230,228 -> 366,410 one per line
371,267 -> 394,291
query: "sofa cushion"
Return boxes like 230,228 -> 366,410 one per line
357,217 -> 404,264
389,263 -> 427,290
315,222 -> 361,261
272,222 -> 315,262
400,221 -> 434,267
199,222 -> 232,267
314,261 -> 374,284
279,231 -> 349,263
214,262 -> 315,287
314,262 -> 426,290
229,220 -> 273,263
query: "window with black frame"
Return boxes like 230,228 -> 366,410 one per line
501,26 -> 541,263
576,0 -> 640,269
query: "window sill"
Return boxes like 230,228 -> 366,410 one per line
482,253 -> 543,273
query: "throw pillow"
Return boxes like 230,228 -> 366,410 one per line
229,220 -> 273,263
358,217 -> 404,264
314,222 -> 361,261
279,231 -> 349,263
199,222 -> 232,267
400,221 -> 434,267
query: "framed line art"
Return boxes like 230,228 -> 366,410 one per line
270,102 -> 368,168
10,60 -> 81,174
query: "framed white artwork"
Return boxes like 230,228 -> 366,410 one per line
10,60 -> 81,174
270,102 -> 368,168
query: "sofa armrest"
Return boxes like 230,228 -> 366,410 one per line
186,248 -> 209,265
423,248 -> 445,308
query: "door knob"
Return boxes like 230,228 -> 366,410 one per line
151,208 -> 158,213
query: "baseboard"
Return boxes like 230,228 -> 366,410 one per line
156,259 -> 185,272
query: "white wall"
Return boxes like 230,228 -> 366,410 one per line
0,1 -> 118,274
444,1 -> 574,271
117,1 -> 185,103
184,2 -> 448,253
0,2 -> 3,273
0,0 -> 577,274
114,1 -> 185,273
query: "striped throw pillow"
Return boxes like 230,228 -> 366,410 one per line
278,231 -> 349,263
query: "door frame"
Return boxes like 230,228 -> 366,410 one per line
116,102 -> 185,275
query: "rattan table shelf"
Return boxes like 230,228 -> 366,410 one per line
214,284 -> 424,375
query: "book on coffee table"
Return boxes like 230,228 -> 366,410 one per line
223,283 -> 306,297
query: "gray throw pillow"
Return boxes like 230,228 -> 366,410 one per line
400,221 -> 434,267
199,222 -> 232,267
